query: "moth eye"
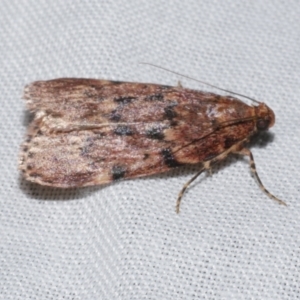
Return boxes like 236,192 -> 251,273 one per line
257,118 -> 269,130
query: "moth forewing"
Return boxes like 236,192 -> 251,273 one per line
19,78 -> 286,212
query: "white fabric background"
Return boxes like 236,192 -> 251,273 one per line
1,0 -> 299,299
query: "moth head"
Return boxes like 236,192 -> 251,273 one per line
255,103 -> 275,131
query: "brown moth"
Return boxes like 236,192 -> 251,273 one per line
19,78 -> 286,212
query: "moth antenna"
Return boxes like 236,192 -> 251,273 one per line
140,62 -> 261,104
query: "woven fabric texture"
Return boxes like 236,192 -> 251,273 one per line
0,0 -> 299,299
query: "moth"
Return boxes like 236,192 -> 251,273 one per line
19,77 -> 286,212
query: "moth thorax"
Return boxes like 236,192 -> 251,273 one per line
255,103 -> 275,131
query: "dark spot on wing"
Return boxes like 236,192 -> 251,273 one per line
86,137 -> 93,143
80,145 -> 90,156
211,119 -> 219,130
170,120 -> 178,127
224,137 -> 237,149
80,137 -> 96,156
160,85 -> 172,89
26,136 -> 32,143
109,109 -> 121,122
114,125 -> 134,136
143,153 -> 150,160
161,148 -> 181,168
114,96 -> 136,104
144,93 -> 164,101
146,126 -> 165,140
112,165 -> 126,180
29,172 -> 40,178
215,95 -> 222,102
164,104 -> 178,120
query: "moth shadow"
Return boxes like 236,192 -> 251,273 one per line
22,111 -> 35,127
248,131 -> 275,149
213,130 -> 275,172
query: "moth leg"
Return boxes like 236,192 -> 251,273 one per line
176,165 -> 206,213
238,148 -> 287,206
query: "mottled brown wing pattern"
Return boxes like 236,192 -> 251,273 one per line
20,78 -> 286,211
20,79 -> 256,187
